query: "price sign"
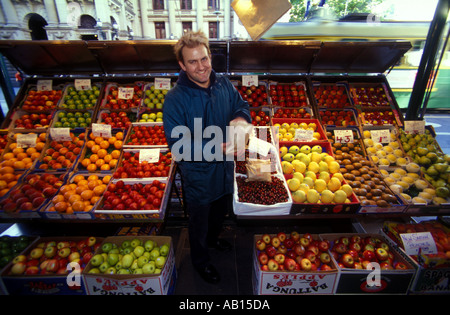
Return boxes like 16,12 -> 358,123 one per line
37,80 -> 52,91
16,133 -> 37,148
242,75 -> 258,87
50,128 -> 71,141
75,79 -> 92,91
370,129 -> 390,143
404,120 -> 425,135
92,123 -> 112,138
118,87 -> 134,100
139,149 -> 160,163
333,129 -> 354,143
400,232 -> 437,256
154,78 -> 171,90
294,129 -> 314,142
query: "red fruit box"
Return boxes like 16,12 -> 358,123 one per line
358,107 -> 403,127
348,82 -> 393,109
7,109 -> 54,132
382,220 -> 450,294
99,81 -> 146,110
318,108 -> 361,128
17,84 -> 65,112
252,234 -> 339,295
96,109 -> 138,130
82,235 -> 176,295
312,81 -> 353,109
320,233 -> 416,295
231,80 -> 270,108
0,236 -> 104,295
93,177 -> 172,220
123,122 -> 167,148
272,118 -> 328,143
267,81 -> 311,108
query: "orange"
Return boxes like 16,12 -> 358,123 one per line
12,161 -> 25,169
109,159 -> 118,168
0,188 -> 10,197
99,140 -> 110,149
35,142 -> 45,151
84,205 -> 93,212
95,136 -> 104,145
97,149 -> 107,159
64,190 -> 75,201
87,164 -> 97,172
26,147 -> 37,155
100,164 -> 110,171
81,158 -> 91,167
89,154 -> 99,163
0,180 -> 7,190
108,136 -> 117,145
12,147 -> 24,155
73,174 -> 86,184
111,150 -> 121,159
59,184 -> 71,195
66,206 -> 73,214
7,181 -> 17,188
55,201 -> 68,213
16,152 -> 28,161
77,179 -> 89,187
72,201 -> 85,212
8,143 -> 17,151
87,179 -> 98,190
30,152 -> 41,160
95,159 -> 105,168
115,132 -> 124,140
2,173 -> 15,182
91,195 -> 101,204
86,140 -> 95,149
1,166 -> 14,174
75,185 -> 88,195
68,194 -> 82,205
102,175 -> 112,184
113,140 -> 123,149
87,174 -> 99,182
91,144 -> 100,154
52,194 -> 65,205
81,189 -> 94,201
103,154 -> 113,164
93,185 -> 106,196
2,152 -> 14,161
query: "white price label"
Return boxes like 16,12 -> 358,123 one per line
294,129 -> 314,142
37,80 -> 53,91
154,78 -> 171,90
139,149 -> 160,163
242,75 -> 258,87
16,133 -> 37,148
404,120 -> 425,135
370,129 -> 390,143
118,87 -> 134,99
50,128 -> 72,141
333,129 -> 354,143
92,123 -> 112,138
75,79 -> 92,91
400,232 -> 438,256
248,137 -> 271,156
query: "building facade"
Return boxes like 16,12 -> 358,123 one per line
0,0 -> 250,41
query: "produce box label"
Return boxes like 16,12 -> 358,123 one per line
257,271 -> 337,295
412,268 -> 450,293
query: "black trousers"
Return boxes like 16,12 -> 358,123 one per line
186,194 -> 232,269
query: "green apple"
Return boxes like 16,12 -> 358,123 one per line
107,253 -> 119,266
90,254 -> 104,267
105,267 -> 116,274
133,268 -> 143,274
121,254 -> 134,268
99,261 -> 110,273
117,268 -> 130,275
133,245 -> 145,257
159,244 -> 170,257
137,256 -> 149,268
155,256 -> 166,269
88,267 -> 100,274
154,268 -> 162,274
101,242 -> 113,253
130,238 -> 141,248
142,261 -> 156,274
149,248 -> 160,261
122,246 -> 133,255
144,240 -> 155,252
121,240 -> 131,249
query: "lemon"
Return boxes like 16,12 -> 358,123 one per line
306,189 -> 320,203
314,179 -> 327,193
288,178 -> 301,192
333,190 -> 347,203
321,189 -> 335,203
292,190 -> 307,203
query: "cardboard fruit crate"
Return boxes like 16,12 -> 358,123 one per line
82,235 -> 176,295
1,236 -> 103,295
252,234 -> 339,295
123,122 -> 167,148
320,233 -> 416,294
381,221 -> 450,294
272,118 -> 327,143
267,81 -> 311,108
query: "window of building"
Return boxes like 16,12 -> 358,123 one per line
153,0 -> 164,10
182,22 -> 192,34
180,0 -> 192,10
208,0 -> 219,11
209,22 -> 217,39
155,22 -> 166,39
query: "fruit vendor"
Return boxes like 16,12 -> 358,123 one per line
163,30 -> 251,284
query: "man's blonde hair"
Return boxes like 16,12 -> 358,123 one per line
174,30 -> 211,64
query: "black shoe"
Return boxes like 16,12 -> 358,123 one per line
208,239 -> 232,251
195,264 -> 220,284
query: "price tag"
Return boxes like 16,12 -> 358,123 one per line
92,123 -> 112,138
75,79 -> 92,91
370,129 -> 390,143
242,75 -> 258,87
333,129 -> 354,143
400,232 -> 438,256
294,129 -> 314,142
404,120 -> 425,135
154,78 -> 171,90
118,87 -> 134,99
16,133 -> 37,148
248,137 -> 272,156
139,149 -> 160,163
50,128 -> 72,141
37,80 -> 52,91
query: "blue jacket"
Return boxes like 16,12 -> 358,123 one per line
163,70 -> 251,206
